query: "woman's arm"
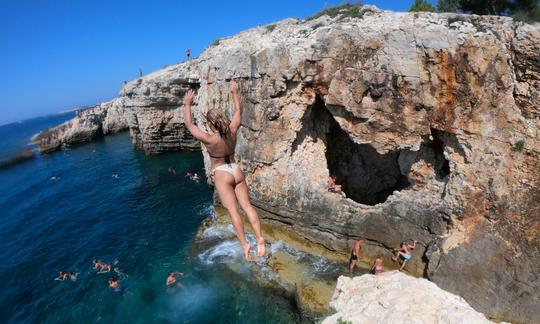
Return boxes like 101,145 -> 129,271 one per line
229,80 -> 242,135
183,89 -> 211,144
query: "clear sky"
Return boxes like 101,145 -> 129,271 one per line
0,0 -> 432,125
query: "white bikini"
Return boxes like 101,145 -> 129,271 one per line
213,163 -> 239,177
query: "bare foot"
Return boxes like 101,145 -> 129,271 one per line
391,256 -> 397,261
257,238 -> 266,257
242,242 -> 252,261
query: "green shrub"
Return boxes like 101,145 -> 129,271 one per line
337,317 -> 352,324
266,24 -> 276,32
312,22 -> 324,30
211,39 -> 220,47
306,3 -> 364,21
513,139 -> 526,151
409,0 -> 436,12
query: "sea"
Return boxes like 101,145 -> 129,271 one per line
0,112 -> 306,323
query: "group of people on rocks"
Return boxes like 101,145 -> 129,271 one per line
348,239 -> 418,274
55,259 -> 185,292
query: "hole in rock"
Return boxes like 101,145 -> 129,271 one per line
307,95 -> 450,206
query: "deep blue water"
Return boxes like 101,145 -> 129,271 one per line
0,114 -> 301,323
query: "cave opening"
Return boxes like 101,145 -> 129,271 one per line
309,95 -> 450,206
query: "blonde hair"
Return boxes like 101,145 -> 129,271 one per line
206,109 -> 230,138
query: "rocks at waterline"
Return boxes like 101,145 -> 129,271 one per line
36,5 -> 540,322
323,271 -> 495,324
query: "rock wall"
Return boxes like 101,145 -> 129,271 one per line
39,5 -> 539,323
324,272 -> 495,324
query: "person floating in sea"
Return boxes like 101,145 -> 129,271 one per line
328,175 -> 346,197
392,240 -> 417,271
108,278 -> 121,291
93,259 -> 112,274
50,176 -> 60,181
112,172 -> 119,179
349,239 -> 363,274
370,254 -> 384,275
168,166 -> 176,175
166,272 -> 184,287
183,80 -> 266,261
54,271 -> 77,281
185,171 -> 193,178
191,173 -> 200,182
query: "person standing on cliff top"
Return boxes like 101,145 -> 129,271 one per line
349,239 -> 363,274
186,48 -> 191,61
183,80 -> 265,261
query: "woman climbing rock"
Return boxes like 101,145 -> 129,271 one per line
183,80 -> 265,261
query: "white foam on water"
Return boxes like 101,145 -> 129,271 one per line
198,240 -> 242,265
201,226 -> 227,239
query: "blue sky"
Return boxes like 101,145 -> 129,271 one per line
0,0 -> 432,125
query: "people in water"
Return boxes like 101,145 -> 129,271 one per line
328,176 -> 345,197
50,176 -> 60,181
168,166 -> 176,175
108,277 -> 121,290
370,254 -> 384,275
166,272 -> 184,287
192,173 -> 200,182
183,80 -> 266,261
185,171 -> 193,178
54,271 -> 77,281
349,239 -> 363,274
392,240 -> 417,271
93,259 -> 112,273
112,172 -> 119,178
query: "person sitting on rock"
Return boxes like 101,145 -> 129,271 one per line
370,254 -> 384,274
328,176 -> 346,197
183,80 -> 266,261
349,239 -> 363,274
392,240 -> 417,271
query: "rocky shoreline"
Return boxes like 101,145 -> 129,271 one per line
35,5 -> 540,323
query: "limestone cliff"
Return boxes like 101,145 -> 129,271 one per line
38,5 -> 539,323
324,272 -> 495,324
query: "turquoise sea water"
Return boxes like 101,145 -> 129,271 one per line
0,114 -> 303,323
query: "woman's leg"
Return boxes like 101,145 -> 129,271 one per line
214,171 -> 252,261
233,172 -> 265,257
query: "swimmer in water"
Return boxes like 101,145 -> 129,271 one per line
111,172 -> 119,178
166,272 -> 184,287
50,176 -> 60,181
93,259 -> 112,274
168,166 -> 176,175
54,271 -> 77,281
54,271 -> 69,281
185,171 -> 193,178
183,80 -> 266,260
192,173 -> 200,182
108,278 -> 120,290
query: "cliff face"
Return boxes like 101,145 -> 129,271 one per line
38,6 -> 539,322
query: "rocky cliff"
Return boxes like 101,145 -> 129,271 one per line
324,272 -> 495,324
38,5 -> 539,323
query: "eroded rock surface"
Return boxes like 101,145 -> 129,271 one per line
39,5 -> 539,322
324,272 -> 495,324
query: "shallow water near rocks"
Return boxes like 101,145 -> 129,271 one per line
0,115 -> 305,323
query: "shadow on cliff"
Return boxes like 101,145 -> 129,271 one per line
296,95 -> 451,206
